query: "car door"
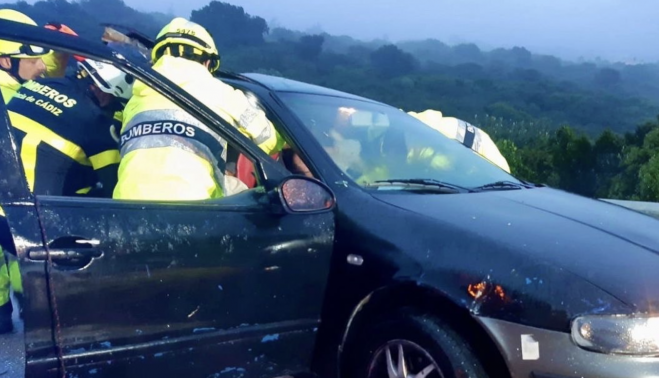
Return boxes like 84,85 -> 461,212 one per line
0,80 -> 335,378
0,89 -> 53,378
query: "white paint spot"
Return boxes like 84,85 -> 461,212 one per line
521,334 -> 540,360
347,254 -> 364,266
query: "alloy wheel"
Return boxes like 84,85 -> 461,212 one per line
367,340 -> 443,378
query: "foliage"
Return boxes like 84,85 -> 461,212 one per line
191,1 -> 268,49
498,119 -> 659,201
370,44 -> 417,78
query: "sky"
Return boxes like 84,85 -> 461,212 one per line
15,0 -> 659,63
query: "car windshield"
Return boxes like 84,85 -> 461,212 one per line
278,92 -> 520,189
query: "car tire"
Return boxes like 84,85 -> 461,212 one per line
345,309 -> 490,378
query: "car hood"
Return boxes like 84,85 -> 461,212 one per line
374,187 -> 659,312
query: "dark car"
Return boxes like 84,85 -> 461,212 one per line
2,20 -> 659,378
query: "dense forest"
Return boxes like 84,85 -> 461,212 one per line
3,0 -> 659,201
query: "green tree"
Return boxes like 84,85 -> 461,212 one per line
191,1 -> 268,50
639,155 -> 659,201
295,35 -> 324,61
593,129 -> 624,197
370,44 -> 417,78
594,68 -> 622,88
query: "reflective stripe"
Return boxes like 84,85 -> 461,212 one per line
89,150 -> 120,170
252,125 -> 273,146
121,109 -> 227,195
9,112 -> 90,166
123,109 -> 224,141
238,107 -> 273,146
75,187 -> 92,194
463,125 -> 476,148
10,112 -> 91,192
20,134 -> 40,192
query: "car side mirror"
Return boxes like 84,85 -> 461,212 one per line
279,176 -> 336,214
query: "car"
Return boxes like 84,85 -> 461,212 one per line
2,19 -> 659,378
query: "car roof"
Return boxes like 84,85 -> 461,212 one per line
240,73 -> 382,104
0,19 -> 116,64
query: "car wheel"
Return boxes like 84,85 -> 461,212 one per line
346,310 -> 490,378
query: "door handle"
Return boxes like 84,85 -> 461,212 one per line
28,247 -> 103,262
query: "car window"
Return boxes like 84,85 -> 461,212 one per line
278,92 -> 519,189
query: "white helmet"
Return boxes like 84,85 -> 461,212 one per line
78,59 -> 135,100
77,42 -> 148,100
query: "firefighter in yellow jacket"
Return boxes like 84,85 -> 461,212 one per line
114,18 -> 279,201
407,109 -> 511,173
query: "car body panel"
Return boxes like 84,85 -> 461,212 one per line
242,73 -> 381,104
374,188 -> 659,315
476,316 -> 659,378
17,194 -> 334,377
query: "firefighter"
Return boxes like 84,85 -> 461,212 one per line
7,43 -> 148,197
113,17 -> 280,201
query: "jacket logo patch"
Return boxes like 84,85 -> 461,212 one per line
120,121 -> 196,146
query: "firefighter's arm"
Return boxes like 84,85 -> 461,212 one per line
215,81 -> 280,155
88,149 -> 120,198
43,23 -> 79,78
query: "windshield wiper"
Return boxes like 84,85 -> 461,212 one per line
472,180 -> 531,191
367,178 -> 475,193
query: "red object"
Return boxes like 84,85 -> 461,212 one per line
44,23 -> 85,62
45,23 -> 78,36
237,153 -> 280,189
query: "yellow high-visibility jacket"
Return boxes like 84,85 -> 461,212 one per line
113,56 -> 279,201
408,109 -> 511,173
0,71 -> 20,104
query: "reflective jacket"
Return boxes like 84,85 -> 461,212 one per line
0,71 -> 20,104
113,56 -> 279,201
408,109 -> 511,173
7,76 -> 121,196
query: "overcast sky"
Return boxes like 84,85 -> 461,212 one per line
15,0 -> 659,63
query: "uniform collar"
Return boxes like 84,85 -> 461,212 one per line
0,70 -> 21,93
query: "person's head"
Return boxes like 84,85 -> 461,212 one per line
151,17 -> 220,74
0,9 -> 49,82
76,42 -> 149,108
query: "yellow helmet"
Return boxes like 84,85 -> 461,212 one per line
152,17 -> 220,73
0,9 -> 50,58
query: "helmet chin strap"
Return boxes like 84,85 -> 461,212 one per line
0,58 -> 27,84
